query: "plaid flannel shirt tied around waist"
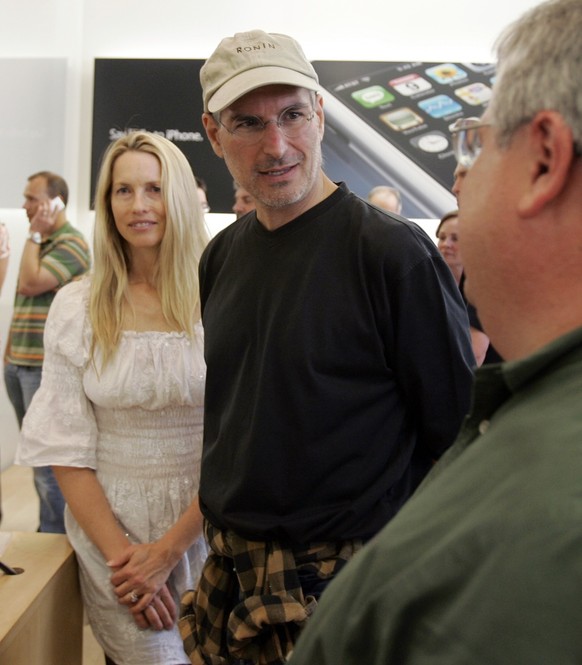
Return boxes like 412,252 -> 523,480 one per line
179,520 -> 362,664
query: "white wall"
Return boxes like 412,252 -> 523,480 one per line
0,0 -> 539,468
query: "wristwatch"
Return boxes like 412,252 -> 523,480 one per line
28,231 -> 42,245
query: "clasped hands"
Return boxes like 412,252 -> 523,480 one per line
108,542 -> 178,631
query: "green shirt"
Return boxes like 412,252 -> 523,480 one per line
7,221 -> 90,367
289,326 -> 582,665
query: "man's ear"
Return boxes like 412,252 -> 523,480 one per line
518,111 -> 576,217
202,113 -> 224,159
315,93 -> 325,141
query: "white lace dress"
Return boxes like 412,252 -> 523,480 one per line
17,278 -> 208,665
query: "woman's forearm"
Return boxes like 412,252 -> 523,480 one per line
52,465 -> 130,561
156,494 -> 204,567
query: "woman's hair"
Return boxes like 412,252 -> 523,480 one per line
90,131 -> 210,367
435,209 -> 459,238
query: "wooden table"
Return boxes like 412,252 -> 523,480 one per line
0,531 -> 82,664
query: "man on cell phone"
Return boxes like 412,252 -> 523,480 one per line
4,171 -> 90,533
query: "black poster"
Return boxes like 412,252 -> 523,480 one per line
92,58 -> 493,218
91,59 -> 234,212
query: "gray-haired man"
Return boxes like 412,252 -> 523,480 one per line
290,1 -> 582,662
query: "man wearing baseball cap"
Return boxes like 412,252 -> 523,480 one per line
180,30 -> 474,664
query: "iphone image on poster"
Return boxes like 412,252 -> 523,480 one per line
312,60 -> 495,218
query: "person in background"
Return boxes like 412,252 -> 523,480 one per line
449,167 -> 503,364
0,221 -> 9,522
17,132 -> 210,665
436,209 -> 490,366
232,181 -> 256,218
179,29 -> 474,664
289,0 -> 582,662
451,163 -> 467,199
0,222 -> 9,294
4,171 -> 90,534
196,176 -> 211,213
435,210 -> 464,285
367,185 -> 402,214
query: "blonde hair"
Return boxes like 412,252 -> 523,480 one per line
90,131 -> 210,367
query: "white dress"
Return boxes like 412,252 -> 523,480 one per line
17,278 -> 208,665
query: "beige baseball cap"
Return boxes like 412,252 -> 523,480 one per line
201,30 -> 320,113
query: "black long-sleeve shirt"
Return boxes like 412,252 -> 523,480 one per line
199,183 -> 474,546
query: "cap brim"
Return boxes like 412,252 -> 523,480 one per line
207,66 -> 320,113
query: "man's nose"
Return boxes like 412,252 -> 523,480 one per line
259,121 -> 288,155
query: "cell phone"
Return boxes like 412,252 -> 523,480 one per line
312,60 -> 496,218
50,196 -> 65,213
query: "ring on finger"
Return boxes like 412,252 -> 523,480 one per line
130,591 -> 139,604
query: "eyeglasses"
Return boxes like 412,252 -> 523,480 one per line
449,117 -> 491,169
218,107 -> 315,145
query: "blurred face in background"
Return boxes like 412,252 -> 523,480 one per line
452,164 -> 468,200
233,185 -> 256,218
368,189 -> 401,214
197,187 -> 210,213
23,176 -> 49,221
436,214 -> 463,279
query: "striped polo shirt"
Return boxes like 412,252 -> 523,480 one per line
6,221 -> 91,367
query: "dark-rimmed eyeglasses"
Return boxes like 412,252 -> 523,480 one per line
217,107 -> 315,145
449,117 -> 491,169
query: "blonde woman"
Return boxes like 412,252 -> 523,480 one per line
17,132 -> 210,665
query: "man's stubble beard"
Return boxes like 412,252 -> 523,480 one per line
225,141 -> 323,211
